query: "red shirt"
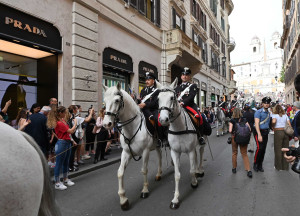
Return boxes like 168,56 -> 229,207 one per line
55,120 -> 71,140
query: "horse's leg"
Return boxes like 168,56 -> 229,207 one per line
221,120 -> 224,136
216,120 -> 219,137
118,150 -> 131,210
198,145 -> 205,177
189,149 -> 198,188
140,149 -> 150,198
170,149 -> 181,209
155,147 -> 162,181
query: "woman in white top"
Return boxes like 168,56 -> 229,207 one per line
271,104 -> 291,171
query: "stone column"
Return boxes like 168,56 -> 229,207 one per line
72,2 -> 99,111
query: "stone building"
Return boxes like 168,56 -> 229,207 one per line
232,33 -> 285,102
280,0 -> 300,104
0,0 -> 236,119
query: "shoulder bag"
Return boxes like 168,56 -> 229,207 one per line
284,115 -> 294,136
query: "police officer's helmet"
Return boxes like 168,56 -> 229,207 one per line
182,67 -> 191,75
261,96 -> 272,104
145,72 -> 156,80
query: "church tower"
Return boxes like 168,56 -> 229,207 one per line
270,31 -> 281,50
250,36 -> 261,55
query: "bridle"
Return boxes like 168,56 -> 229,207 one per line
158,88 -> 180,122
104,91 -> 124,121
104,90 -> 142,161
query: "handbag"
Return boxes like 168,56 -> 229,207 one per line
284,117 -> 294,137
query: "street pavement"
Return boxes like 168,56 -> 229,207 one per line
55,129 -> 300,216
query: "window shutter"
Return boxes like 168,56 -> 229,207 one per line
204,44 -> 207,63
196,4 -> 199,20
182,18 -> 186,32
130,0 -> 138,8
192,29 -> 195,42
190,0 -> 193,14
138,0 -> 146,15
198,36 -> 202,48
156,0 -> 160,26
172,7 -> 176,29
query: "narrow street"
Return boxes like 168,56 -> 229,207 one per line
56,129 -> 300,216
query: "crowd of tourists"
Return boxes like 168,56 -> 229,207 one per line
0,98 -> 120,190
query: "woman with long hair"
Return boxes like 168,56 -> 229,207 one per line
16,108 -> 30,131
229,108 -> 252,178
29,103 -> 41,114
47,106 -> 77,190
272,104 -> 290,170
94,108 -> 109,164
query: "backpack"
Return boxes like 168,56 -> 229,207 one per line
234,118 -> 251,145
202,113 -> 212,136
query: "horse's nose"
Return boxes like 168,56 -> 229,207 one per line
165,117 -> 169,122
108,122 -> 112,127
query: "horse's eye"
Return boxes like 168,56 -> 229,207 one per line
115,99 -> 119,103
170,97 -> 174,101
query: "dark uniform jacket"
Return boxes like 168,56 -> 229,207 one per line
175,82 -> 198,108
231,99 -> 237,108
218,100 -> 226,109
243,110 -> 255,131
138,86 -> 159,120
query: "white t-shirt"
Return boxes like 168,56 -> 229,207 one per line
75,116 -> 85,138
272,114 -> 288,128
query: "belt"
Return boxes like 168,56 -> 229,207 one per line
273,128 -> 284,131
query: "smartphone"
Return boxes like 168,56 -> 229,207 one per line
26,112 -> 29,121
90,105 -> 93,109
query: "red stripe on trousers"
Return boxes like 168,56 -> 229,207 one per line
158,113 -> 161,126
254,134 -> 260,163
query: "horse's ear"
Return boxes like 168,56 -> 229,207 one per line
116,82 -> 121,91
170,77 -> 178,89
156,80 -> 162,89
102,84 -> 109,92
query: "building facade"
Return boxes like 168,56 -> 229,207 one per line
0,0 -> 235,119
232,33 -> 285,103
280,0 -> 300,104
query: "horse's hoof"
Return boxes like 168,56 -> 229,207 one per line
191,182 -> 198,188
121,200 -> 130,211
196,173 -> 204,178
155,176 -> 162,181
170,202 -> 180,209
217,135 -> 219,137
140,192 -> 149,199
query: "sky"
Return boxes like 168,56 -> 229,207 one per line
229,0 -> 283,64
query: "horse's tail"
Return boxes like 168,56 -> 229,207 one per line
21,132 -> 62,216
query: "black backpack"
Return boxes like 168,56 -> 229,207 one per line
234,118 -> 251,145
202,113 -> 212,136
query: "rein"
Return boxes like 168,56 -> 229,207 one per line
159,88 -> 196,135
105,90 -> 142,161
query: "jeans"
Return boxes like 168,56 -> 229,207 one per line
54,139 -> 72,182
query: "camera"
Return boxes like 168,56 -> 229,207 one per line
286,147 -> 300,174
227,137 -> 232,144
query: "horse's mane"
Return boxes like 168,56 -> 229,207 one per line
105,86 -> 140,114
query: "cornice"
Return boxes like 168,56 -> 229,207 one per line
170,0 -> 187,16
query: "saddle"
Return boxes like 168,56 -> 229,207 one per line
144,116 -> 156,136
186,111 -> 203,128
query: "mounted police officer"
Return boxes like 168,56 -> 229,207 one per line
175,67 -> 205,145
253,96 -> 272,172
218,96 -> 227,110
231,95 -> 238,108
138,72 -> 168,147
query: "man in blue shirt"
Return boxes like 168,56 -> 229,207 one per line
253,97 -> 272,172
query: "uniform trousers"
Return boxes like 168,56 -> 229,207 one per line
254,129 -> 269,167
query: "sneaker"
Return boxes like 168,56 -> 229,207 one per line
64,179 -> 75,187
55,182 -> 67,190
247,171 -> 253,178
78,160 -> 85,165
74,161 -> 79,166
82,155 -> 91,160
232,168 -> 237,174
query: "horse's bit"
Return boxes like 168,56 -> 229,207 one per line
158,88 -> 179,122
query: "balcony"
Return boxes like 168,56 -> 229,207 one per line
165,29 -> 201,61
228,80 -> 237,94
228,37 -> 236,52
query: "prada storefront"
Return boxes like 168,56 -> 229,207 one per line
0,3 -> 62,120
138,61 -> 158,93
102,48 -> 133,94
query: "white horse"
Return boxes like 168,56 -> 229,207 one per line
0,122 -> 61,216
213,106 -> 229,136
102,83 -> 162,210
157,79 -> 205,209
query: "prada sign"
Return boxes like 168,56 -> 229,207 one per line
0,3 -> 62,53
103,48 -> 133,73
139,61 -> 158,80
5,17 -> 47,37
